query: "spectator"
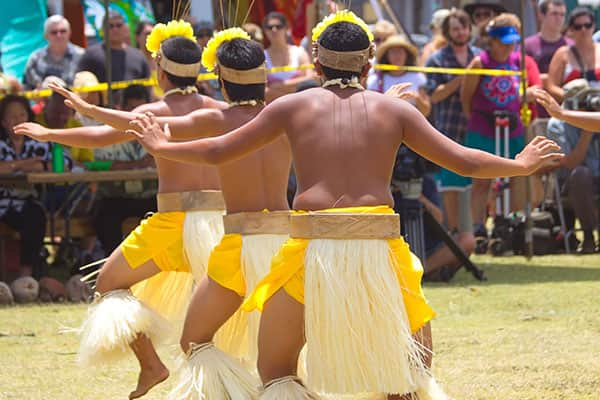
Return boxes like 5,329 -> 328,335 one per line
372,20 -> 398,49
72,71 -> 105,127
23,15 -> 84,90
525,0 -> 571,117
547,7 -> 600,102
77,9 -> 150,84
368,35 -> 430,116
0,96 -> 62,277
135,21 -> 156,71
35,80 -> 93,162
243,22 -> 264,45
464,0 -> 506,49
194,21 -> 220,99
461,13 -> 542,239
262,11 -> 314,102
91,84 -> 157,256
546,82 -> 600,253
420,8 -> 450,66
425,8 -> 479,238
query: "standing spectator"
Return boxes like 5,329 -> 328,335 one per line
420,9 -> 450,66
368,35 -> 430,116
23,15 -> 84,90
372,20 -> 398,49
77,9 -> 150,84
546,88 -> 600,253
194,21 -> 214,50
525,0 -> 571,117
92,84 -> 156,256
0,96 -> 62,277
263,12 -> 314,102
464,0 -> 506,49
461,13 -> 542,239
194,21 -> 220,99
547,7 -> 600,102
425,8 -> 479,238
135,21 -> 156,71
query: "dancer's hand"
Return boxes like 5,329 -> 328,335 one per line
49,82 -> 94,116
13,122 -> 51,142
532,89 -> 564,119
516,135 -> 564,174
385,83 -> 417,102
127,112 -> 171,154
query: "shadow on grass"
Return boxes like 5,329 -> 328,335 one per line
427,262 -> 600,286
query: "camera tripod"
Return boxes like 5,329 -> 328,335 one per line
397,197 -> 486,282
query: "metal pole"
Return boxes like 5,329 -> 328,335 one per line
520,0 -> 534,258
104,0 -> 113,107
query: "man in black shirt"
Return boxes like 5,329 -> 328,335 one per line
77,9 -> 150,84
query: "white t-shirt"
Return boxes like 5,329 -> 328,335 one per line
366,71 -> 427,102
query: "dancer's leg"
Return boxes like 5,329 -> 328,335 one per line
257,288 -> 305,383
388,323 -> 433,400
93,248 -> 167,400
179,276 -> 243,353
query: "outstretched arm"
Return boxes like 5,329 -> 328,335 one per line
534,88 -> 600,132
51,83 -> 227,140
399,101 -> 563,177
129,102 -> 287,165
13,123 -> 128,148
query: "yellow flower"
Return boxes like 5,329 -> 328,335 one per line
201,28 -> 251,71
146,20 -> 196,56
311,10 -> 374,43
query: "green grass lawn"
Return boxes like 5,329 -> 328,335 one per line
1,254 -> 599,400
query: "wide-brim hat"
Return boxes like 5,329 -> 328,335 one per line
375,35 -> 418,64
464,1 -> 506,16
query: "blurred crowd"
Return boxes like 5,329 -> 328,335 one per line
0,1 -> 599,303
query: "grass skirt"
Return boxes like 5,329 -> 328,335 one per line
77,289 -> 170,366
168,342 -> 259,400
183,210 -> 225,281
304,239 -> 429,395
214,234 -> 288,364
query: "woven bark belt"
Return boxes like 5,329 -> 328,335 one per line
223,211 -> 291,235
290,213 -> 401,239
157,190 -> 225,212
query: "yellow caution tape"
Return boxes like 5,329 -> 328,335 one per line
14,62 -> 521,99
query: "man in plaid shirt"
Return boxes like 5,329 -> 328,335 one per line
23,15 -> 84,90
424,9 -> 479,243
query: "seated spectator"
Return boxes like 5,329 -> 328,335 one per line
34,79 -> 93,162
0,95 -> 68,277
195,21 -> 220,99
135,21 -> 156,71
76,9 -> 150,84
368,35 -> 431,116
23,15 -> 84,90
91,84 -> 157,256
72,71 -> 105,127
546,82 -> 600,253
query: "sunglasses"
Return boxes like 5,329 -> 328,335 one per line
572,22 -> 594,31
266,24 -> 284,31
109,22 -> 124,29
49,29 -> 68,36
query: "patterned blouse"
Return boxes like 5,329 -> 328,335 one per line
0,136 -> 71,217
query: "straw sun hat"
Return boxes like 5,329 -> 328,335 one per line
375,35 -> 418,64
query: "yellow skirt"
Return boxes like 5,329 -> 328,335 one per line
209,233 -> 288,363
243,206 -> 436,395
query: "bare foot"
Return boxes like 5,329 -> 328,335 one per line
129,364 -> 169,399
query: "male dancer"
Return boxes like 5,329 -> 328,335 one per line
128,11 -> 563,399
23,29 -> 293,399
15,23 -> 226,399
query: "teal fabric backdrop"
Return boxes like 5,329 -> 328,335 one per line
0,0 -> 47,81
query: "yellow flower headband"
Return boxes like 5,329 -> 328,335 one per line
311,10 -> 374,43
201,28 -> 251,72
146,20 -> 196,57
